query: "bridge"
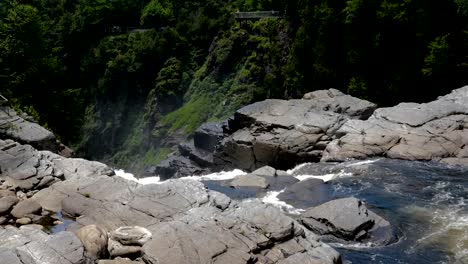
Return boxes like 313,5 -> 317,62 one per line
234,11 -> 282,20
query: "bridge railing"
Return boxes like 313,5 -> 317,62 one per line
235,11 -> 282,20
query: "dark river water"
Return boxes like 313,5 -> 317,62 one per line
205,159 -> 468,264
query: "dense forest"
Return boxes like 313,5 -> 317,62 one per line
2,0 -> 468,172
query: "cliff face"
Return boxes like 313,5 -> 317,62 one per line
77,19 -> 294,174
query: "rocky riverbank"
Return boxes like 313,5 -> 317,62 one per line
154,86 -> 468,178
0,139 -> 345,263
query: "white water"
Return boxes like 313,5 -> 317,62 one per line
287,159 -> 381,183
261,190 -> 305,215
179,169 -> 246,181
114,169 -> 162,184
115,168 -> 246,185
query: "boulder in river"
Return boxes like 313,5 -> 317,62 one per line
300,197 -> 397,246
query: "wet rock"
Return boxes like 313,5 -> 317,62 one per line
111,226 -> 152,246
0,196 -> 19,215
230,174 -> 270,189
10,199 -> 42,218
151,156 -> 210,180
76,224 -> 108,259
278,179 -> 333,208
300,197 -> 396,246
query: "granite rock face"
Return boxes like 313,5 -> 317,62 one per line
214,89 -> 376,171
322,86 -> 468,166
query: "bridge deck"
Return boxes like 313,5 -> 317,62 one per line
235,11 -> 281,20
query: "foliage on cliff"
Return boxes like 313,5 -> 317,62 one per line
2,0 -> 468,172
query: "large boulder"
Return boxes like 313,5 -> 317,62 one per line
76,224 -> 108,259
214,89 -> 376,171
300,197 -> 396,246
10,199 -> 42,218
322,86 -> 468,165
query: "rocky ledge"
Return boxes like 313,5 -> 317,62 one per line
0,106 -> 72,156
0,140 -> 342,264
154,86 -> 468,178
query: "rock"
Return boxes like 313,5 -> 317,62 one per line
10,199 -> 42,218
16,217 -> 32,225
0,196 -> 19,215
142,201 -> 340,264
300,197 -> 396,246
302,88 -> 376,119
0,106 -> 58,152
17,231 -> 85,264
179,141 -> 215,167
194,122 -> 225,152
52,158 -> 114,180
0,141 -> 342,264
0,226 -> 85,264
111,226 -> 152,246
0,190 -> 15,198
0,248 -> 24,264
108,238 -> 142,258
322,86 -> 468,165
98,258 -> 143,264
251,166 -> 277,177
214,90 -> 376,171
230,174 -> 270,189
22,224 -> 44,231
278,179 -> 333,208
150,156 -> 210,180
76,224 -> 108,259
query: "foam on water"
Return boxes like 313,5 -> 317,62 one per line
261,190 -> 305,215
405,190 -> 468,263
179,169 -> 247,181
295,170 -> 353,182
286,163 -> 309,174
